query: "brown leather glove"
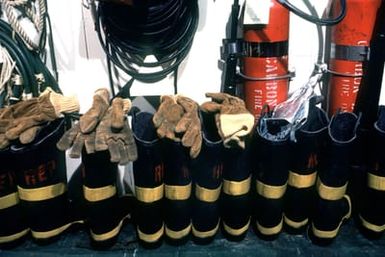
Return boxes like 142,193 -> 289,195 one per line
95,97 -> 137,164
2,88 -> 79,145
57,89 -> 109,157
175,95 -> 202,159
153,95 -> 184,141
201,93 -> 255,149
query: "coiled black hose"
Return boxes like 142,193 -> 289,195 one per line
94,0 -> 199,86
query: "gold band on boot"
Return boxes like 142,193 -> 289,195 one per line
195,184 -> 221,202
288,171 -> 317,189
257,219 -> 283,236
316,179 -> 347,201
223,219 -> 250,236
359,215 -> 385,233
18,183 -> 66,201
192,221 -> 220,239
137,224 -> 164,243
165,223 -> 191,239
283,214 -> 308,229
83,185 -> 116,202
135,184 -> 164,203
367,173 -> 385,191
311,195 -> 351,239
0,192 -> 19,209
165,183 -> 191,200
0,228 -> 29,243
90,218 -> 126,242
256,180 -> 287,199
223,176 -> 251,196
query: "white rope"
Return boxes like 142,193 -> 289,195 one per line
0,46 -> 17,101
2,0 -> 47,51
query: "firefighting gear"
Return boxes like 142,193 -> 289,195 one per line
327,0 -> 382,116
311,112 -> 359,243
79,88 -> 110,134
57,88 -> 110,157
200,93 -> 254,149
242,0 -> 290,119
0,88 -> 79,148
163,140 -> 192,244
13,118 -> 77,241
254,114 -> 290,238
132,111 -> 165,247
359,106 -> 385,236
81,149 -> 131,247
284,100 -> 329,232
221,146 -> 252,241
175,96 -> 202,159
95,97 -> 137,164
153,95 -> 184,142
191,111 -> 224,244
0,147 -> 28,246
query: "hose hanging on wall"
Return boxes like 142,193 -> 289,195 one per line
92,0 -> 199,94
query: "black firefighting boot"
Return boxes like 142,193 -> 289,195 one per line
359,106 -> 385,238
253,116 -> 290,240
0,147 -> 29,248
310,112 -> 359,245
12,118 -> 77,243
221,144 -> 252,241
284,104 -> 329,233
163,140 -> 192,245
132,111 -> 164,248
81,149 -> 132,248
191,111 -> 224,244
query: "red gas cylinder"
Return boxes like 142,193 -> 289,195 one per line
242,0 -> 290,120
327,0 -> 382,116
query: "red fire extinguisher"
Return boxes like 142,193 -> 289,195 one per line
327,0 -> 382,116
242,0 -> 291,120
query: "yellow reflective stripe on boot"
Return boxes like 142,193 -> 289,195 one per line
288,171 -> 317,189
192,221 -> 220,239
223,176 -> 251,196
0,228 -> 29,243
165,183 -> 192,200
367,173 -> 385,191
257,219 -> 283,236
18,183 -> 66,201
283,214 -> 308,229
165,223 -> 191,240
359,215 -> 385,233
311,195 -> 351,239
256,180 -> 287,199
137,224 -> 164,243
195,184 -> 221,202
316,179 -> 347,200
0,192 -> 19,210
223,219 -> 250,236
90,218 -> 126,242
32,223 -> 72,239
135,184 -> 164,203
83,185 -> 116,202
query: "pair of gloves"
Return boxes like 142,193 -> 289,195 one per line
0,88 -> 80,149
57,88 -> 137,165
153,93 -> 255,159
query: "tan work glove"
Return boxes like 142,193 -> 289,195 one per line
57,88 -> 110,157
95,97 -> 138,164
153,95 -> 184,141
201,93 -> 255,149
2,88 -> 79,145
175,95 -> 202,159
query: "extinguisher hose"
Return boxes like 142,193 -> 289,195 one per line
278,0 -> 346,26
94,0 -> 199,85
